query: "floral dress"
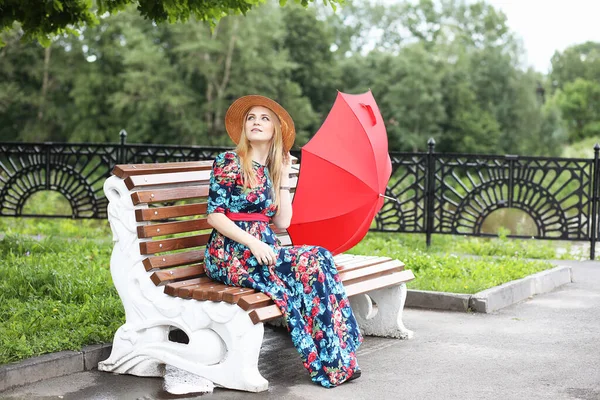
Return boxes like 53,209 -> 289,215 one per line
204,151 -> 363,387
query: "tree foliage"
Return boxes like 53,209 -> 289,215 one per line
555,78 -> 600,141
549,42 -> 600,142
550,42 -> 600,90
0,0 -> 339,46
0,0 -> 588,157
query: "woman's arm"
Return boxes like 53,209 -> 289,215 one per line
207,213 -> 278,265
207,213 -> 259,247
272,154 -> 293,230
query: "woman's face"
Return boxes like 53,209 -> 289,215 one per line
245,106 -> 275,145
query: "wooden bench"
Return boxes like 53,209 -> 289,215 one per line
98,159 -> 415,394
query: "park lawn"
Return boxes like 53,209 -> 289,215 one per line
0,218 -> 581,364
349,232 -> 560,294
0,234 -> 122,364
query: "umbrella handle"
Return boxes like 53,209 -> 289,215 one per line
379,193 -> 399,203
360,103 -> 377,126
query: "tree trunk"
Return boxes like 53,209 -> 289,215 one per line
37,46 -> 52,139
213,19 -> 239,136
204,24 -> 220,144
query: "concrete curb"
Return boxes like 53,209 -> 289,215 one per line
405,289 -> 471,312
0,344 -> 112,392
406,265 -> 573,313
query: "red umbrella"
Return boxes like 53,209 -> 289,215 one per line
287,90 -> 393,255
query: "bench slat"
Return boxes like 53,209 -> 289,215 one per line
177,281 -> 216,298
207,286 -> 242,302
237,292 -> 273,311
337,257 -> 398,272
137,219 -> 212,239
125,170 -> 212,190
164,277 -> 212,297
114,157 -> 297,180
136,203 -> 208,222
132,186 -> 209,205
336,255 -> 387,267
192,283 -> 229,301
113,161 -> 213,179
332,254 -> 356,264
337,259 -> 405,285
140,234 -> 211,255
222,288 -> 259,303
344,270 -> 415,297
143,251 -> 205,271
150,265 -> 206,286
249,304 -> 282,324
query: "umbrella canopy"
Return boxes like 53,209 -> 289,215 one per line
287,90 -> 392,255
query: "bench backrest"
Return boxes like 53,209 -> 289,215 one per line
108,158 -> 413,324
112,159 -> 299,291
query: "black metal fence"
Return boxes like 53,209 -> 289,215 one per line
2,133 -> 599,259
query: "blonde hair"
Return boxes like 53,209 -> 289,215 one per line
235,107 -> 288,212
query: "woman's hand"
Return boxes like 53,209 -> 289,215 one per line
248,239 -> 278,266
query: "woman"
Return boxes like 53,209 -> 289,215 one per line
204,95 -> 363,387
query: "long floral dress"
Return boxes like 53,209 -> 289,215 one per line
204,151 -> 363,387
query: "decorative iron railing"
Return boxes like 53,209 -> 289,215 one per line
2,133 -> 599,258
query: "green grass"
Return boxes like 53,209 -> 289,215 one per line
0,235 -> 123,364
561,136 -> 600,158
0,190 -> 112,239
0,216 -> 111,239
348,231 -> 577,294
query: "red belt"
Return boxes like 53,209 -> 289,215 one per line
225,212 -> 270,222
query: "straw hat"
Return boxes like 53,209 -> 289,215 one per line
225,95 -> 296,152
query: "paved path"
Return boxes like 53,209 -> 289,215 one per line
2,261 -> 599,400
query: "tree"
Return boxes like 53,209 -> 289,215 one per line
537,95 -> 568,156
223,3 -> 319,146
0,27 -> 44,141
375,45 -> 447,152
332,0 -> 555,154
163,2 -> 319,147
0,25 -> 76,142
0,0 -> 341,46
282,4 -> 340,120
548,42 -> 600,144
550,42 -> 600,91
437,48 -> 503,154
555,78 -> 600,141
166,17 -> 240,144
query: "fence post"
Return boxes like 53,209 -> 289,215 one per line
590,144 -> 600,260
119,129 -> 128,164
425,138 -> 436,248
44,142 -> 51,190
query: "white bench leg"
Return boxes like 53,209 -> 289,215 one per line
99,307 -> 268,393
156,309 -> 268,393
205,306 -> 269,392
98,324 -> 165,377
349,283 -> 414,339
